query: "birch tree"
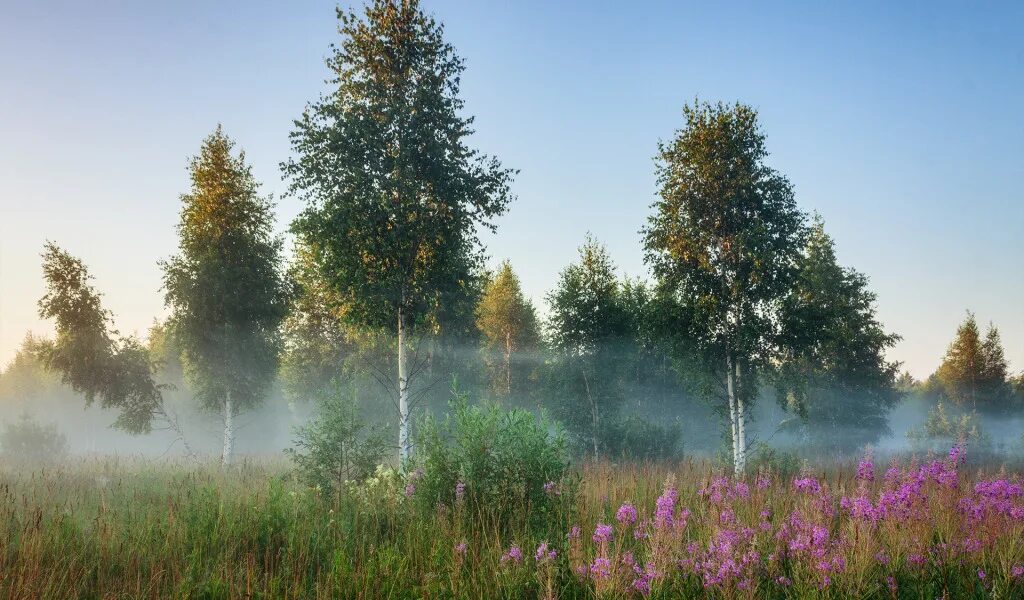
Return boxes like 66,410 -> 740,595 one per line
284,0 -> 513,464
643,101 -> 806,477
776,217 -> 901,452
545,236 -> 629,460
36,244 -> 195,454
476,261 -> 539,400
162,127 -> 289,466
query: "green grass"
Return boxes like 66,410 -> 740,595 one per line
1,454 -> 1023,598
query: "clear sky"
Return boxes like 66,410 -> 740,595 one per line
1,0 -> 1021,378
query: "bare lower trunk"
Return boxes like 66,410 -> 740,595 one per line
398,308 -> 410,465
221,391 -> 234,467
504,330 -> 512,397
582,367 -> 599,461
735,360 -> 747,476
726,353 -> 740,478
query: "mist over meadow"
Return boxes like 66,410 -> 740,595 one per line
2,1 -> 1023,598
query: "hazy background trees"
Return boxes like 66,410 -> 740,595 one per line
476,261 -> 539,402
775,218 -> 901,453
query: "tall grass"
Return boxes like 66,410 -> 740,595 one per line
1,450 -> 1023,598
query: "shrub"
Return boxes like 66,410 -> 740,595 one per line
747,442 -> 802,479
599,415 -> 682,461
412,394 -> 572,530
0,413 -> 69,465
285,391 -> 389,497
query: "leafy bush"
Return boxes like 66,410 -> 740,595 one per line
285,391 -> 389,496
412,395 -> 572,529
747,442 -> 802,479
599,415 -> 682,460
0,413 -> 69,464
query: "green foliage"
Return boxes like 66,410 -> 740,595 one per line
284,0 -> 514,463
776,217 -> 902,452
161,127 -> 289,414
644,100 -> 807,367
0,414 -> 69,464
907,401 -> 989,451
279,242 -> 362,404
286,389 -> 390,497
643,100 -> 808,473
746,442 -> 802,479
37,243 -> 164,433
544,236 -> 631,459
476,261 -> 539,400
412,395 -> 571,529
0,334 -> 61,403
598,415 -> 682,461
933,312 -> 1013,411
284,0 -> 513,333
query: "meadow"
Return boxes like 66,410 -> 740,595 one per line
2,447 -> 1024,599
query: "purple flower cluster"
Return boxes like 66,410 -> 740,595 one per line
501,545 -> 523,564
856,452 -> 874,483
592,523 -> 614,544
615,502 -> 638,525
654,487 -> 679,529
534,541 -> 557,563
495,445 -> 1024,595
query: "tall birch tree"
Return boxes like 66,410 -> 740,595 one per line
643,101 -> 806,477
284,0 -> 513,464
162,127 -> 289,466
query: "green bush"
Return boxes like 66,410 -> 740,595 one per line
747,442 -> 802,479
411,394 -> 572,530
0,413 -> 69,465
599,415 -> 682,460
285,391 -> 389,497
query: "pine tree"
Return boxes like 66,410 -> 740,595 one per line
979,325 -> 1011,406
643,101 -> 807,476
283,0 -> 513,463
161,127 -> 289,466
476,261 -> 539,400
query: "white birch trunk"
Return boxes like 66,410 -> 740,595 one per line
397,309 -> 410,465
222,391 -> 234,467
735,359 -> 747,476
726,353 -> 740,478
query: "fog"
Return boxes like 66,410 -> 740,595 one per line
3,339 -> 1020,464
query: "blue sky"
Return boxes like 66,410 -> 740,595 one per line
1,0 -> 1021,378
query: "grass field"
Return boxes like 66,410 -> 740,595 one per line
2,449 -> 1023,599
